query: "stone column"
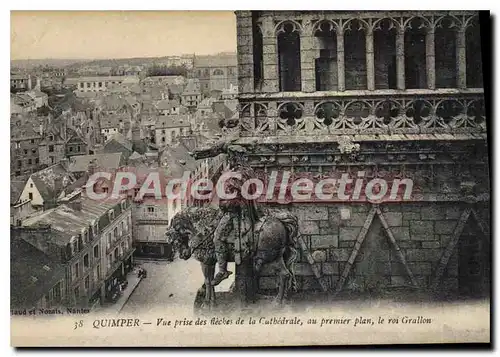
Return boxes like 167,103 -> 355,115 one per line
261,17 -> 279,92
365,28 -> 375,90
396,28 -> 406,90
236,11 -> 254,94
300,19 -> 316,93
456,27 -> 467,89
336,28 -> 346,91
425,27 -> 436,89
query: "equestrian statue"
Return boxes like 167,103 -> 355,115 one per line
166,139 -> 300,309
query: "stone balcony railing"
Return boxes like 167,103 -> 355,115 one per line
234,89 -> 486,139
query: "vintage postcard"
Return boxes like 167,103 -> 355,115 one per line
10,10 -> 491,347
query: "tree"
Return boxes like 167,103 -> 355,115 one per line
146,64 -> 187,77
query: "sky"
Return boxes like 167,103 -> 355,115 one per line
10,11 -> 237,60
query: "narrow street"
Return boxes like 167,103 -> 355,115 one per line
121,258 -> 235,314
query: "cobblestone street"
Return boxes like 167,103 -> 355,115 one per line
121,258 -> 235,314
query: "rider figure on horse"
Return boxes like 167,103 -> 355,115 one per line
191,139 -> 262,286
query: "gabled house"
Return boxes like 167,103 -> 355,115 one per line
11,123 -> 42,176
11,179 -> 35,226
154,99 -> 185,116
25,90 -> 49,108
181,79 -> 202,108
67,152 -> 124,178
65,127 -> 89,158
124,96 -> 141,118
38,125 -> 66,167
100,113 -> 130,141
153,114 -> 192,147
10,236 -> 66,309
101,132 -> 134,161
18,162 -> 77,210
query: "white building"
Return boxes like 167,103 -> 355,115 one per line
66,76 -> 140,92
153,115 -> 191,147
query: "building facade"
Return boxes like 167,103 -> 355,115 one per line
11,74 -> 32,91
193,53 -> 238,95
66,76 -> 139,92
132,200 -> 173,259
17,194 -> 135,308
230,11 -> 489,299
11,126 -> 42,177
153,115 -> 192,147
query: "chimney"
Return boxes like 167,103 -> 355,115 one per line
35,77 -> 41,91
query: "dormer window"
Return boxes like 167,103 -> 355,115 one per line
43,265 -> 51,271
108,209 -> 115,221
70,237 -> 77,256
81,229 -> 88,244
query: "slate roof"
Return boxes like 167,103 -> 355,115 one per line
124,96 -> 139,108
198,113 -> 222,133
100,113 -> 129,129
131,139 -> 149,156
182,79 -> 201,95
72,99 -> 94,112
178,133 -> 212,152
63,173 -> 91,193
30,163 -> 76,202
103,132 -> 133,152
168,84 -> 184,95
223,99 -> 238,113
11,123 -> 41,140
26,90 -> 48,99
156,115 -> 191,129
75,91 -> 98,99
129,151 -> 144,161
10,237 -> 65,309
141,100 -> 155,113
127,84 -> 142,95
11,74 -> 29,80
155,100 -> 171,111
99,95 -> 128,112
22,197 -> 120,246
11,180 -> 26,205
67,152 -> 123,173
155,99 -> 181,111
159,143 -> 197,178
212,101 -> 234,119
148,87 -> 166,101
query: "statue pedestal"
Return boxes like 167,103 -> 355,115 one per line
234,258 -> 258,306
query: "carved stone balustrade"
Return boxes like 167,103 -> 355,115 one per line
232,89 -> 485,138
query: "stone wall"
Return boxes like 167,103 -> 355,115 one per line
258,202 -> 486,295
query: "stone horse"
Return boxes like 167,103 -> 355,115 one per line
166,205 -> 300,309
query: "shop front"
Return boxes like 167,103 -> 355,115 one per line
134,241 -> 173,260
